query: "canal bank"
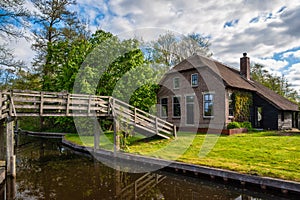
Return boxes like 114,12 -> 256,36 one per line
62,138 -> 300,196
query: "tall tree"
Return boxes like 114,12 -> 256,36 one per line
251,63 -> 299,102
31,0 -> 87,91
0,0 -> 29,89
146,32 -> 212,67
74,30 -> 145,96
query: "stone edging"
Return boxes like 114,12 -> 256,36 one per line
62,138 -> 300,194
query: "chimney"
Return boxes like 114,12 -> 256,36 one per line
240,52 -> 250,80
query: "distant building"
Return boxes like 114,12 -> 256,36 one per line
157,53 -> 299,131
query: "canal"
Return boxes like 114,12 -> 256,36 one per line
0,134 -> 297,200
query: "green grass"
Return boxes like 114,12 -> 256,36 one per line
64,131 -> 300,182
65,131 -> 146,151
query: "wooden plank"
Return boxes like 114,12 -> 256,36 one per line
69,99 -> 90,105
157,123 -> 173,131
11,96 -> 40,103
42,98 -> 66,103
14,104 -> 39,109
42,105 -> 67,110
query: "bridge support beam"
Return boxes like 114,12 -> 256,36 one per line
6,120 -> 16,178
113,117 -> 120,155
0,121 -> 5,161
94,119 -> 100,150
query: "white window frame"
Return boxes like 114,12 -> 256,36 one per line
191,73 -> 199,87
172,95 -> 181,118
173,77 -> 180,89
203,92 -> 214,118
160,97 -> 168,118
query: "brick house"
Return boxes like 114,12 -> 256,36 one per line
157,53 -> 299,131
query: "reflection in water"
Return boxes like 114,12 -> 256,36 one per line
0,134 -> 297,200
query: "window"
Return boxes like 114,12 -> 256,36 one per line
203,93 -> 214,117
173,96 -> 181,117
173,77 -> 180,89
160,98 -> 168,118
228,92 -> 234,117
191,73 -> 198,87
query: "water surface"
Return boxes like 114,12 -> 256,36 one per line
0,135 -> 297,199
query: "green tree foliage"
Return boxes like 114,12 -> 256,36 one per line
251,63 -> 299,103
74,30 -> 146,96
31,0 -> 87,91
145,32 -> 212,67
113,63 -> 161,112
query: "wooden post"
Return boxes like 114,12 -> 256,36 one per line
155,118 -> 158,135
40,92 -> 44,116
94,119 -> 100,150
113,116 -> 120,156
6,177 -> 16,200
88,95 -> 92,116
0,121 -> 5,160
173,125 -> 177,138
6,120 -> 16,177
0,92 -> 2,117
66,93 -> 70,116
114,166 -> 121,198
134,108 -> 137,124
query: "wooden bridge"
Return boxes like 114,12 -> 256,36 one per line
117,172 -> 166,199
0,90 -> 176,178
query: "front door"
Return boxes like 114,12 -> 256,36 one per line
186,95 -> 194,125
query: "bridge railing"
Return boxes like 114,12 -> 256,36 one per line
7,90 -> 111,117
0,90 -> 176,139
0,91 -> 9,119
111,97 -> 177,139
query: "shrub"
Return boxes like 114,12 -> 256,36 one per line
227,122 -> 241,129
241,121 -> 252,130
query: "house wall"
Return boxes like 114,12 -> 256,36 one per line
157,66 -> 226,131
278,111 -> 293,130
252,93 -> 278,130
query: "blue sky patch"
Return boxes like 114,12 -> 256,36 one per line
273,46 -> 300,70
250,17 -> 259,23
277,6 -> 287,13
223,19 -> 239,28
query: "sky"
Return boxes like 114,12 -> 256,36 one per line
5,0 -> 300,92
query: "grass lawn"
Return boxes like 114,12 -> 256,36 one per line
64,131 -> 300,182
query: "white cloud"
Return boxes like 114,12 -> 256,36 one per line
282,50 -> 300,58
4,0 -> 300,91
